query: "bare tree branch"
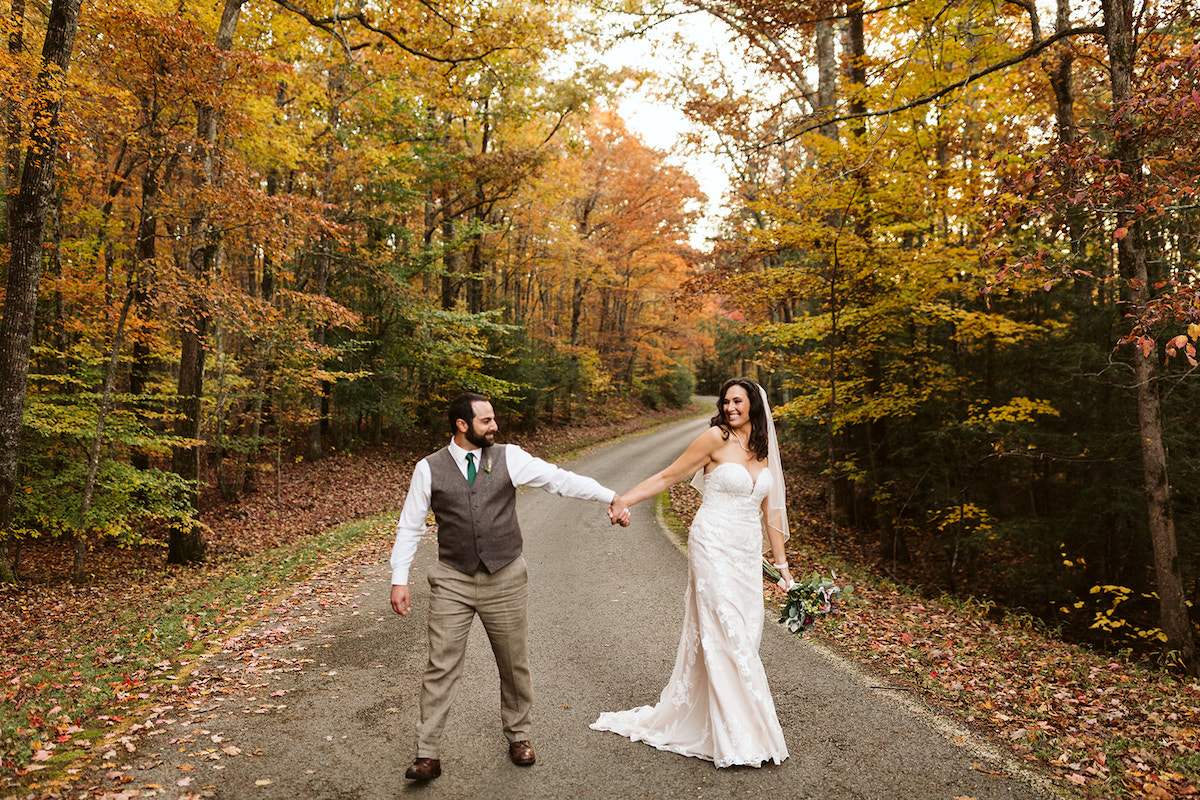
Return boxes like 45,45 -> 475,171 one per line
778,24 -> 1105,145
267,0 -> 511,64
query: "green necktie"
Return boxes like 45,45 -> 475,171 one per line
466,452 -> 476,484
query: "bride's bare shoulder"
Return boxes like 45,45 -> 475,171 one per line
696,425 -> 727,447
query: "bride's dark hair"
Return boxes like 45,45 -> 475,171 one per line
710,378 -> 769,460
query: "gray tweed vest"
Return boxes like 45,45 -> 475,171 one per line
427,445 -> 522,575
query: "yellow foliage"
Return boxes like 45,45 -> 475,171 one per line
922,303 -> 1048,346
1089,584 -> 1133,596
929,502 -> 995,534
967,397 -> 1060,427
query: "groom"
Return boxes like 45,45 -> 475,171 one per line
388,392 -> 628,781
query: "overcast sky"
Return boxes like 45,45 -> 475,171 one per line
595,14 -> 736,250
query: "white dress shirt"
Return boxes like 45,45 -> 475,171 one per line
389,441 -> 616,585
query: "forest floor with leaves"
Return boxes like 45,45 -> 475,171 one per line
1,402 -> 1198,800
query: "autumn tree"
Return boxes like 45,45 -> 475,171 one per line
0,0 -> 709,585
644,0 -> 1196,669
0,0 -> 84,583
1094,0 -> 1195,674
990,1 -> 1199,673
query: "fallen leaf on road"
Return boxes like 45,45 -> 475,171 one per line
255,778 -> 274,786
970,763 -> 1010,778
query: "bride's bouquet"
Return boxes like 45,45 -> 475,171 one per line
763,561 -> 852,635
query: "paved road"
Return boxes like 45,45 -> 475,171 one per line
122,415 -> 1059,799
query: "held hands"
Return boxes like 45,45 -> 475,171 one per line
608,493 -> 631,526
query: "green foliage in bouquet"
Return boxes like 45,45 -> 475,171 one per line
763,561 -> 852,635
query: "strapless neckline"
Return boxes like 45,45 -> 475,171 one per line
709,460 -> 765,488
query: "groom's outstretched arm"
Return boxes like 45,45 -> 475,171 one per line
506,444 -> 617,505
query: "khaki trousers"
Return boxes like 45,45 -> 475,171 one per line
415,557 -> 532,758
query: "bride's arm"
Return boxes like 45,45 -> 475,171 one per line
763,496 -> 794,587
620,427 -> 721,509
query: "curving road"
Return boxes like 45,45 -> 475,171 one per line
120,413 -> 1057,799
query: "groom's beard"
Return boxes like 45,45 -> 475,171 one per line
465,425 -> 494,449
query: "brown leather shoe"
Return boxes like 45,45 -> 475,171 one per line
405,757 -> 441,781
509,740 -> 535,766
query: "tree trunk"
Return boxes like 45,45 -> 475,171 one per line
168,0 -> 243,565
244,163 -> 281,493
468,220 -> 485,314
130,153 -> 178,471
0,0 -> 84,584
570,276 -> 587,346
1,0 -> 24,582
816,19 -> 837,141
846,1 -> 867,129
815,12 -> 848,535
4,0 -> 24,240
441,216 -> 461,309
74,288 -> 136,583
169,275 -> 209,565
465,86 -> 492,314
825,0 -> 871,535
305,240 -> 331,462
1043,0 -> 1091,304
305,57 -> 346,462
1103,0 -> 1198,675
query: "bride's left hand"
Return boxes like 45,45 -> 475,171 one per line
777,566 -> 795,591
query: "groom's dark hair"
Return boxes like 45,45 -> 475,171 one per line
449,392 -> 489,433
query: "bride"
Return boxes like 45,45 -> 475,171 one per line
592,378 -> 793,768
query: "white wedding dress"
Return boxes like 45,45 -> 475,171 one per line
591,462 -> 789,768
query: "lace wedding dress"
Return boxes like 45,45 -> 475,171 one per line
591,462 -> 789,768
